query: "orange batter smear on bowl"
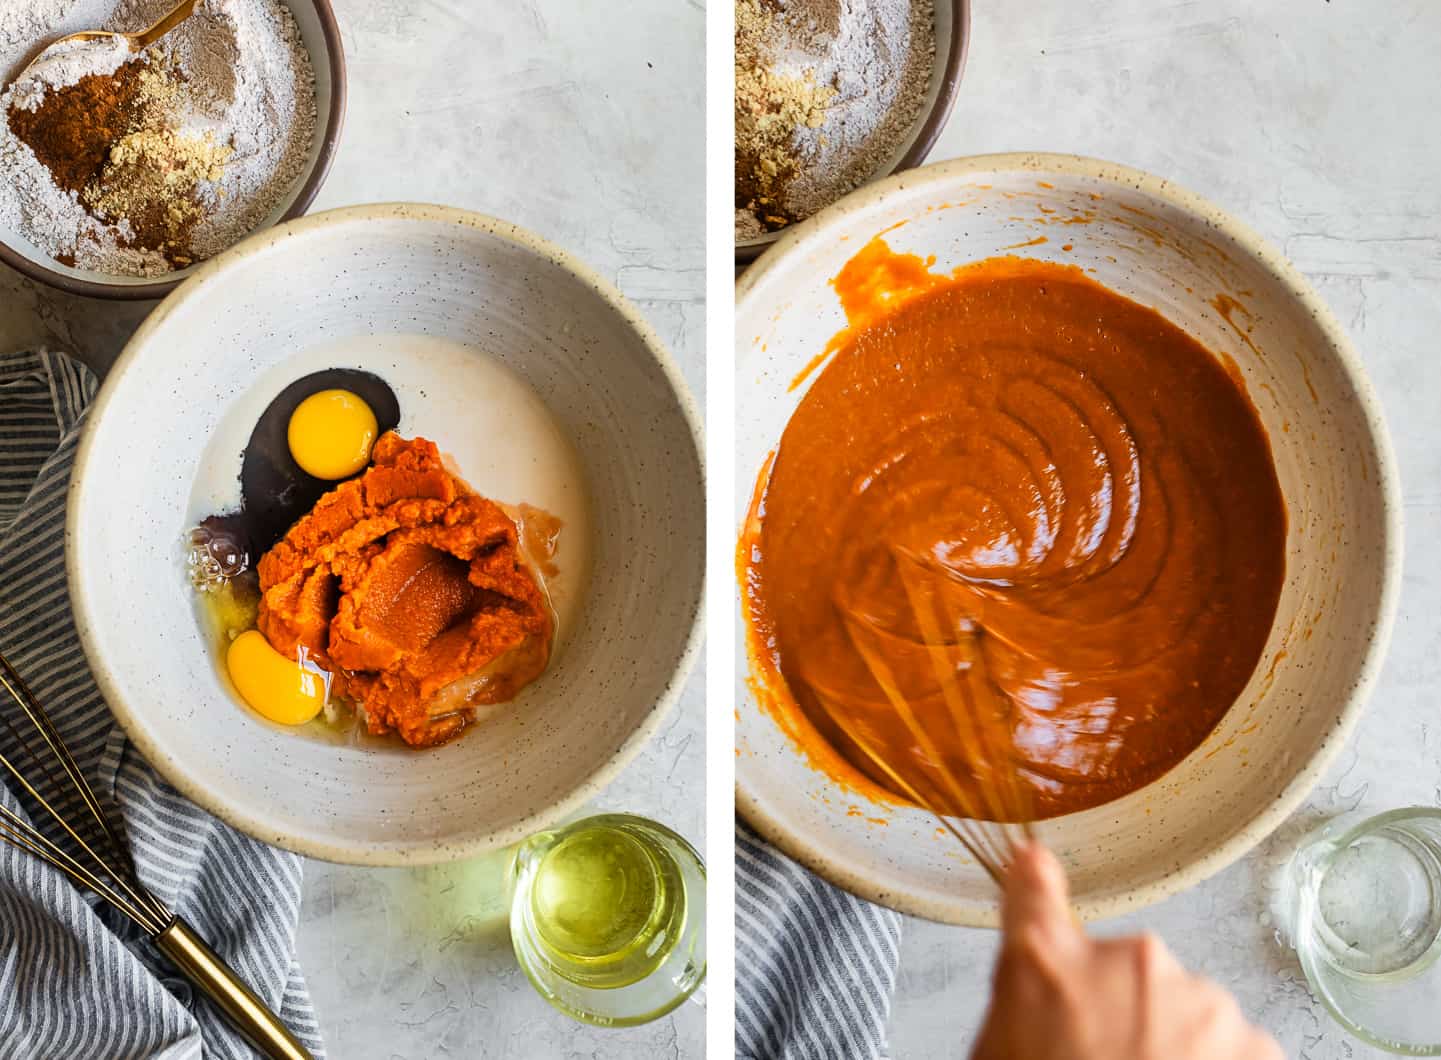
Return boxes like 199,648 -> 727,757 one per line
257,433 -> 553,747
742,238 -> 1287,819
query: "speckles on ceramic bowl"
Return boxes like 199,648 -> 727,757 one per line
67,203 -> 704,866
735,153 -> 1403,926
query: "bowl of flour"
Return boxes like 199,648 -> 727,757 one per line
0,0 -> 344,299
734,0 -> 969,266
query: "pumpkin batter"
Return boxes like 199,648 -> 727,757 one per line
258,433 -> 553,747
743,246 -> 1286,819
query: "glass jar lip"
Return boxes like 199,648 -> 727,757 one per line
514,812 -> 706,864
1330,807 -> 1441,843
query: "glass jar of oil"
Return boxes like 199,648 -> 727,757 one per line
509,813 -> 705,1026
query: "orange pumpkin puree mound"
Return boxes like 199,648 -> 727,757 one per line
256,433 -> 553,747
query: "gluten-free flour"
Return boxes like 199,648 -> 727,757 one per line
0,0 -> 316,278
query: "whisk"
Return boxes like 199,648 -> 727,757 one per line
809,545 -> 1036,884
0,650 -> 313,1060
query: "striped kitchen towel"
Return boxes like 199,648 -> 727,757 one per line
736,819 -> 904,1060
0,349 -> 325,1060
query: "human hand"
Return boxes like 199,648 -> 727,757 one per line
970,842 -> 1283,1060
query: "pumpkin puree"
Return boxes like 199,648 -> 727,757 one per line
257,433 -> 553,746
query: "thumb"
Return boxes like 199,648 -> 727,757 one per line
1000,840 -> 1078,946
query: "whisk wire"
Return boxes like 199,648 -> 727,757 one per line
0,645 -> 314,1059
0,655 -> 128,853
893,554 -> 1037,839
875,576 -> 1012,833
0,805 -> 165,932
832,617 -> 1015,879
837,615 -> 993,824
0,656 -> 173,929
0,729 -> 172,933
808,698 -> 1005,885
818,545 -> 1043,884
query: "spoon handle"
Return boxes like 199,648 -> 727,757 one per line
134,0 -> 200,50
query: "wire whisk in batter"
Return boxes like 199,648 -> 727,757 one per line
807,545 -> 1036,883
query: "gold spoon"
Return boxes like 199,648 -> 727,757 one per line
5,0 -> 198,92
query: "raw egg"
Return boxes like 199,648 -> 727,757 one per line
226,629 -> 328,726
287,389 -> 379,480
200,369 -> 400,565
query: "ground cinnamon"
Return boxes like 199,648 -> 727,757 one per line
7,61 -> 146,197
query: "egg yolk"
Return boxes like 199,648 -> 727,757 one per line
226,629 -> 327,726
287,389 -> 379,480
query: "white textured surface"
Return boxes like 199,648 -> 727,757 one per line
887,2 -> 1440,1058
0,1 -> 704,1056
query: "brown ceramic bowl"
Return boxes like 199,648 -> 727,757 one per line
735,0 -> 969,266
0,0 -> 346,301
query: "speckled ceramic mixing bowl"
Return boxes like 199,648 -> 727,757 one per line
0,0 -> 345,301
735,153 -> 1403,925
69,203 -> 704,865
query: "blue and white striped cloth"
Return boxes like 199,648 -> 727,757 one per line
0,349 -> 325,1059
736,820 -> 904,1060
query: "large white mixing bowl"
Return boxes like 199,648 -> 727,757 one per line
736,154 -> 1401,925
70,204 -> 704,865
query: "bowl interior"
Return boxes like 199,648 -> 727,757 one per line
0,0 -> 341,295
735,156 -> 1399,924
70,204 -> 704,864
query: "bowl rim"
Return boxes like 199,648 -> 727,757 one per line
66,201 -> 707,866
0,0 -> 349,302
734,0 -> 971,265
734,150 -> 1406,925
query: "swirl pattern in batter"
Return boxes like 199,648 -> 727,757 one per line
743,247 -> 1287,819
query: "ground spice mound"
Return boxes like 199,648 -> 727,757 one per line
7,60 -> 146,195
8,50 -> 232,268
735,0 -> 836,234
87,125 -> 233,266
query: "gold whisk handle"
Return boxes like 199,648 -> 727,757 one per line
154,918 -> 314,1060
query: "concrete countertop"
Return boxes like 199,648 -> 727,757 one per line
887,3 -> 1439,1058
0,1 -> 705,1056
